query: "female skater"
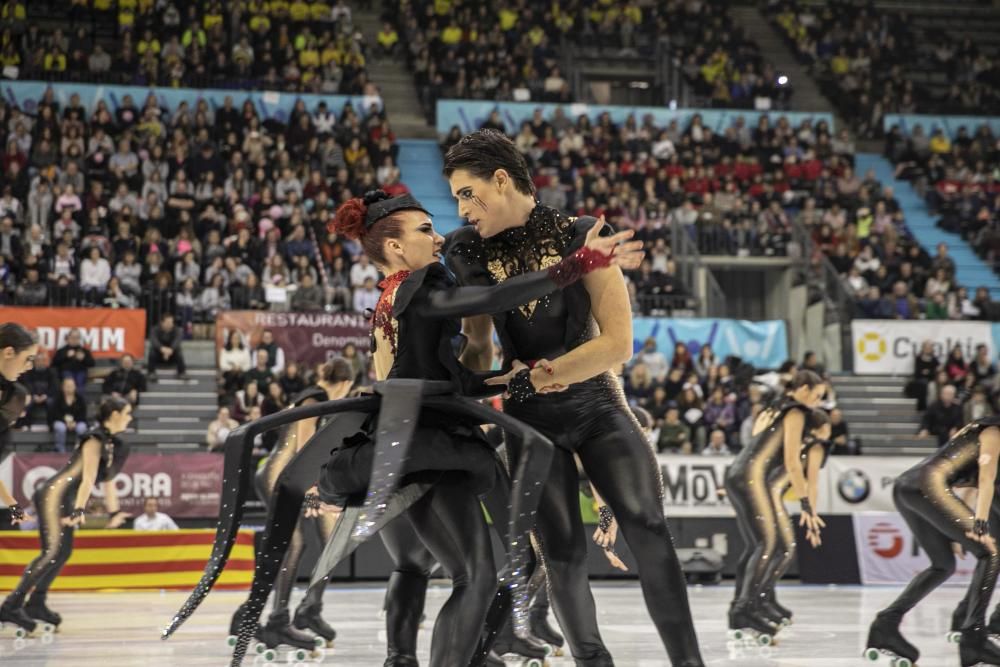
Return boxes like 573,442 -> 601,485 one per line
445,129 -> 703,666
0,323 -> 36,526
227,358 -> 355,653
752,409 -> 832,630
864,416 -> 1000,667
164,189 -> 642,667
0,396 -> 132,634
723,371 -> 826,640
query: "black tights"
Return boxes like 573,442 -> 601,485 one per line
882,481 -> 1000,633
381,474 -> 495,666
506,395 -> 702,666
7,492 -> 73,606
381,518 -> 434,660
731,474 -> 796,609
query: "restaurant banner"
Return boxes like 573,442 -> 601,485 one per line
216,310 -> 370,367
3,307 -> 147,359
5,452 -> 223,518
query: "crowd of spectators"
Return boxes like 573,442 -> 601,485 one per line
391,0 -> 784,121
885,122 -> 1000,309
0,0 -> 376,95
910,341 -> 998,445
622,341 -> 854,455
0,88 -> 406,333
767,0 -> 1000,137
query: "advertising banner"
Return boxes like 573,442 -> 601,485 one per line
822,456 -> 919,514
855,512 -> 975,585
0,529 -> 254,591
884,114 -> 1000,140
2,307 -> 147,359
437,99 -> 834,138
216,310 -> 371,368
8,453 -> 224,518
635,318 -> 788,370
851,319 -> 992,375
657,454 -> 736,517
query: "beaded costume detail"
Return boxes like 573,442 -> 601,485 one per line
372,270 -> 411,357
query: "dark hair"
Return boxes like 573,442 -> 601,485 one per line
808,409 -> 831,431
778,360 -> 797,374
0,322 -> 36,352
442,129 -> 535,195
320,356 -> 354,384
225,330 -> 244,350
788,370 -> 823,390
98,395 -> 130,423
332,190 -> 404,266
161,311 -> 174,321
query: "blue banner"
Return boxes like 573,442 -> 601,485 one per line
2,81 -> 373,124
991,323 -> 1000,361
632,318 -> 788,370
436,99 -> 834,137
884,114 -> 1000,140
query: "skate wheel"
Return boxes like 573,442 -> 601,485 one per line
892,659 -> 912,667
727,629 -> 744,640
524,659 -> 544,667
757,633 -> 773,646
14,627 -> 27,639
263,648 -> 277,662
541,642 -> 554,656
313,636 -> 325,649
40,632 -> 53,645
946,630 -> 961,643
864,647 -> 880,661
40,623 -> 54,634
289,648 -> 308,662
227,634 -> 239,648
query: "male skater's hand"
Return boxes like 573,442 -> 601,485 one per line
485,360 -> 530,398
584,216 -> 645,271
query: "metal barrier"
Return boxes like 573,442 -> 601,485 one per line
670,220 -> 728,318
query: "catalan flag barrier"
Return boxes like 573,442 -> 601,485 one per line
0,529 -> 254,592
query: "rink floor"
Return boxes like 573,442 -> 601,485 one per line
0,582 -> 976,665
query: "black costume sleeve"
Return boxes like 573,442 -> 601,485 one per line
409,246 -> 610,320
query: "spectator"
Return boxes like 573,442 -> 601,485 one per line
232,381 -> 263,422
739,402 -> 763,450
290,272 -> 324,311
133,498 -> 179,531
907,340 -> 939,411
19,350 -> 57,427
218,330 -> 251,399
79,246 -> 112,304
945,345 -> 970,384
970,344 -> 997,386
828,408 -> 860,455
625,362 -> 656,406
349,253 -> 378,288
656,404 -> 691,454
702,428 -> 732,456
49,377 -> 88,453
255,329 -> 285,375
670,342 -> 695,375
101,353 -> 147,407
635,337 -> 669,382
278,362 -> 306,398
963,385 -> 996,424
206,406 -> 240,452
147,312 -> 188,382
244,349 -> 275,396
52,329 -> 95,390
353,275 -> 379,313
919,384 -> 964,445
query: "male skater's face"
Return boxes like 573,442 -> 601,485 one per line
448,169 -> 508,238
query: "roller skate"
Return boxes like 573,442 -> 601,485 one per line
24,594 -> 60,634
863,613 -> 918,667
254,610 -> 322,663
0,602 -> 37,639
293,602 -> 336,648
961,628 -> 1000,667
727,602 -> 777,646
225,602 -> 263,649
492,632 -> 551,666
384,652 -> 419,666
764,589 -> 792,626
947,605 -> 965,644
529,608 -> 564,656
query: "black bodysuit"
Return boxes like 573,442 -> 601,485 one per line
880,416 -> 1000,634
6,427 -> 129,604
446,204 -> 704,667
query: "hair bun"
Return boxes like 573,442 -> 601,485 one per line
362,190 -> 391,206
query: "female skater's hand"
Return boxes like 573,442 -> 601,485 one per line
965,529 -> 998,553
532,359 -> 568,394
584,216 -> 645,271
61,513 -> 86,527
953,542 -> 967,559
593,509 -> 628,571
799,511 -> 825,545
485,360 -> 530,398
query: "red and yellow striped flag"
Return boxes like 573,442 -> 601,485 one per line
0,529 -> 254,591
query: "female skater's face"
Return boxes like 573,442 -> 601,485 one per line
794,383 -> 826,408
384,210 -> 445,271
108,404 -> 133,434
0,344 -> 37,381
448,169 -> 510,239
